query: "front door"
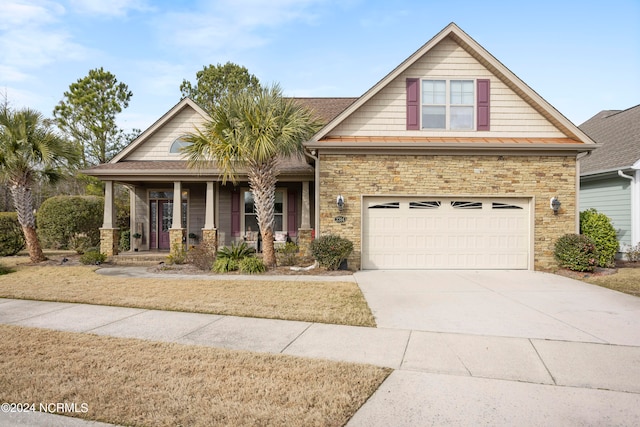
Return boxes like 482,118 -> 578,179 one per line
150,199 -> 173,250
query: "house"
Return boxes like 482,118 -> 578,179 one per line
86,23 -> 597,270
579,105 -> 640,254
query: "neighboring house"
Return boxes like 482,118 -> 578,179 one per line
579,105 -> 640,254
86,23 -> 597,271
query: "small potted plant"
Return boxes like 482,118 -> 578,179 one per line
188,232 -> 198,247
132,233 -> 142,251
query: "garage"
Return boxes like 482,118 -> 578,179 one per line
362,197 -> 530,269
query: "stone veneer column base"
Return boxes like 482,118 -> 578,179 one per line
201,228 -> 218,251
100,228 -> 120,257
297,228 -> 314,262
169,229 -> 186,256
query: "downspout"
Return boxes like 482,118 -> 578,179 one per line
304,148 -> 320,238
618,169 -> 639,248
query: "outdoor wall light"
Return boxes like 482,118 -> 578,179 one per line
337,195 -> 345,211
550,197 -> 561,215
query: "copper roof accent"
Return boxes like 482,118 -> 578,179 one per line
318,136 -> 583,144
579,104 -> 640,175
292,98 -> 358,123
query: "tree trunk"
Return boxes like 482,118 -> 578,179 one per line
248,160 -> 278,267
9,181 -> 46,263
22,225 -> 46,263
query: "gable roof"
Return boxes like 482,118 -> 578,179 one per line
110,97 -> 210,163
308,22 -> 596,150
579,104 -> 640,175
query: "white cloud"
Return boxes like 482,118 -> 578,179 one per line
0,0 -> 64,30
155,0 -> 328,54
67,0 -> 153,17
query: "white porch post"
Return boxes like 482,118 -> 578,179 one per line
102,180 -> 115,229
204,181 -> 216,229
171,181 -> 182,229
301,181 -> 311,229
633,170 -> 640,246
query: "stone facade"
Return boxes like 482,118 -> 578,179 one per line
201,228 -> 218,251
297,228 -> 314,262
319,154 -> 577,270
99,228 -> 120,257
169,228 -> 186,256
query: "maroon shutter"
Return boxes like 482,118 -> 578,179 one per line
287,191 -> 297,237
406,78 -> 420,130
477,79 -> 490,131
231,191 -> 240,237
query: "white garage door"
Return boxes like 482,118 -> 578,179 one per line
362,197 -> 530,269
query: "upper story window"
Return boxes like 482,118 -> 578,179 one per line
406,78 -> 489,131
422,79 -> 474,130
169,137 -> 190,154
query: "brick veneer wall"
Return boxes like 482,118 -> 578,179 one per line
319,154 -> 576,270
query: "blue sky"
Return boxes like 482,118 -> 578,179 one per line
2,0 -> 639,133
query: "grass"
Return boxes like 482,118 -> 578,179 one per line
0,264 -> 375,327
0,324 -> 391,426
582,268 -> 640,297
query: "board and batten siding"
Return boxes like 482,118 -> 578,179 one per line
126,108 -> 207,161
580,177 -> 632,247
330,37 -> 565,138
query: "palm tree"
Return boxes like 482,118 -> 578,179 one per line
184,84 -> 321,267
0,107 -> 78,262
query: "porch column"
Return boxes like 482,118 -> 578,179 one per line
202,181 -> 218,250
298,181 -> 313,260
100,180 -> 119,256
169,181 -> 185,255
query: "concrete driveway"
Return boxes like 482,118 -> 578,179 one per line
349,270 -> 640,426
354,269 -> 640,346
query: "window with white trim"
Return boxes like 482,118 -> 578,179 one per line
422,79 -> 475,130
169,137 -> 190,154
242,190 -> 286,235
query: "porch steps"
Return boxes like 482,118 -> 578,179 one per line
110,252 -> 169,266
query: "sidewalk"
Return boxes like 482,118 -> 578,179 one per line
1,296 -> 640,426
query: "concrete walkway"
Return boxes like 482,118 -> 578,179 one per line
1,269 -> 640,426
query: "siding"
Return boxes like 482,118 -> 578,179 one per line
184,183 -> 205,239
580,177 -> 631,246
330,37 -> 564,138
126,108 -> 207,161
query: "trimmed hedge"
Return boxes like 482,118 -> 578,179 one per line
580,209 -> 618,268
37,196 -> 103,250
0,212 -> 25,256
311,234 -> 353,270
554,233 -> 598,272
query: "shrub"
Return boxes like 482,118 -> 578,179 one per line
187,241 -> 217,270
166,243 -> 187,265
625,243 -> 640,262
119,230 -> 131,252
239,257 -> 266,274
217,241 -> 255,261
276,242 -> 299,266
311,234 -> 353,270
213,257 -> 239,273
580,209 -> 619,268
37,196 -> 103,250
80,250 -> 107,265
0,212 -> 25,256
554,234 -> 598,272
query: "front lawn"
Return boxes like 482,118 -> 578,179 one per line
0,261 -> 375,327
582,267 -> 640,297
0,324 -> 391,426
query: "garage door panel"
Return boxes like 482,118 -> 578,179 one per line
363,197 -> 530,269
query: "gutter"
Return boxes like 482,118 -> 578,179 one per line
617,169 -> 640,249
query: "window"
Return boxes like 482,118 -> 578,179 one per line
369,202 -> 400,209
409,201 -> 441,209
243,190 -> 285,234
169,137 -> 190,154
422,79 -> 475,130
451,201 -> 482,209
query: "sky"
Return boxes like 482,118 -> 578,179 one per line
2,0 -> 639,134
